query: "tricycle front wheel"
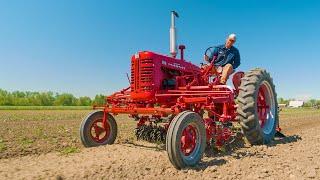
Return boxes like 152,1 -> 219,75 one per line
166,111 -> 206,169
80,110 -> 118,147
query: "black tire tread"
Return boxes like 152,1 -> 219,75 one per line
236,68 -> 278,145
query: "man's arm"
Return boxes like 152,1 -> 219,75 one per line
209,47 -> 219,63
232,50 -> 241,69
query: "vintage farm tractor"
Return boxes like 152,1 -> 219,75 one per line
80,11 -> 280,169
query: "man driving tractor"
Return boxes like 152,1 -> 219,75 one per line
204,33 -> 241,84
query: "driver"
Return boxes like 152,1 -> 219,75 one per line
204,33 -> 241,84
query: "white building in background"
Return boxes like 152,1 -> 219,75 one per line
288,100 -> 304,108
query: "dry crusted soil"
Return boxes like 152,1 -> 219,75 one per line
0,109 -> 320,180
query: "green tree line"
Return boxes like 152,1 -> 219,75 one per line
1,89 -> 319,107
278,98 -> 320,107
0,89 -> 105,106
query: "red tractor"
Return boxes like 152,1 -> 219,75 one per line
80,11 -> 280,169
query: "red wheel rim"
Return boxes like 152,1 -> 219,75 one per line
180,125 -> 197,156
89,118 -> 111,143
257,84 -> 270,128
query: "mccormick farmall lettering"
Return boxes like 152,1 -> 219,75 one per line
162,60 -> 186,70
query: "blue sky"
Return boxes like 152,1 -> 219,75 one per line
0,0 -> 319,99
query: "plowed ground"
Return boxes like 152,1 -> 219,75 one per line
0,108 -> 319,179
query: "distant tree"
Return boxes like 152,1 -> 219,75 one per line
303,101 -> 312,107
12,91 -> 26,98
54,93 -> 77,106
0,89 -> 14,105
0,89 -> 8,105
309,99 -> 317,106
92,94 -> 106,105
77,96 -> 92,106
28,92 -> 42,106
278,98 -> 289,105
38,92 -> 55,106
3,92 -> 14,105
0,89 -> 158,106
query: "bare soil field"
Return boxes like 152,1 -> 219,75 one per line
0,108 -> 320,179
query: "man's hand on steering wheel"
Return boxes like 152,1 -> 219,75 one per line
204,46 -> 215,64
202,46 -> 222,77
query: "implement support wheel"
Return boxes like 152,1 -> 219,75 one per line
237,68 -> 278,145
80,110 -> 117,147
166,111 -> 206,169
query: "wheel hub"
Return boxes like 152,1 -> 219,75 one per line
181,125 -> 197,156
257,86 -> 270,128
90,119 -> 110,143
257,81 -> 276,135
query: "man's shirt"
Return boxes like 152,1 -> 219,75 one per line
209,45 -> 241,69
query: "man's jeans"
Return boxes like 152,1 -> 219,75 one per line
211,63 -> 234,84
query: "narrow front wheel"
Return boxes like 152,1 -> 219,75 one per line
80,111 -> 117,147
166,111 -> 206,169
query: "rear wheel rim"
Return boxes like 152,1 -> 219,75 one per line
89,118 -> 111,143
180,123 -> 201,159
257,81 -> 276,134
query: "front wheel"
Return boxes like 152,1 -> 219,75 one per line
80,111 -> 118,147
166,111 -> 206,169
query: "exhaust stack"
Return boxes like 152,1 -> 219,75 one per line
170,11 -> 179,58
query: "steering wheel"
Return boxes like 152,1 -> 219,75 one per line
204,46 -> 215,62
202,46 -> 222,78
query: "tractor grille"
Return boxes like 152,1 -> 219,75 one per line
131,58 -> 154,92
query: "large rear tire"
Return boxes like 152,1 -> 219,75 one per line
166,111 -> 206,169
80,111 -> 117,147
236,68 -> 278,145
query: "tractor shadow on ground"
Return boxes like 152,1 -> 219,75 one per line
195,134 -> 302,170
268,134 -> 302,146
121,140 -> 166,151
193,137 -> 248,170
120,134 -> 302,171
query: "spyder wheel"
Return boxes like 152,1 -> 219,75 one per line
80,111 -> 117,147
166,111 -> 206,169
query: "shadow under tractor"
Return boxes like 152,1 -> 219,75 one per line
80,11 -> 281,169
